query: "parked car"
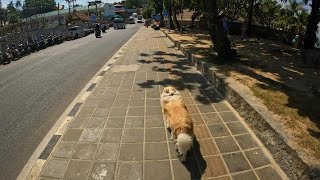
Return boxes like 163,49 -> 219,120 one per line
128,17 -> 135,24
137,15 -> 143,23
113,18 -> 126,29
64,26 -> 86,39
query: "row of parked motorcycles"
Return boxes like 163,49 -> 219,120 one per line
0,34 -> 64,65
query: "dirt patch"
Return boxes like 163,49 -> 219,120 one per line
163,29 -> 320,165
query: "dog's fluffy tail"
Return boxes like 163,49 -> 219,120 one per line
177,133 -> 193,154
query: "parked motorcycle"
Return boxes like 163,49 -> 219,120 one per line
38,35 -> 47,50
47,35 -> 54,46
3,46 -> 13,64
17,44 -> 26,57
11,43 -> 21,60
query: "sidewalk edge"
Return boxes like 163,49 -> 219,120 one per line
162,30 -> 315,180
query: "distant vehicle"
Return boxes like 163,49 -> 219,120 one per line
113,18 -> 126,29
128,17 -> 135,24
132,13 -> 137,18
65,26 -> 86,39
137,15 -> 143,23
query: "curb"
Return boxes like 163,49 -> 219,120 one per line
162,30 -> 315,180
17,28 -> 141,180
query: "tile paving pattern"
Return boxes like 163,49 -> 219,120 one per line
39,28 -> 285,180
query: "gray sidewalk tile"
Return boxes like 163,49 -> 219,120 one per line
119,143 -> 143,161
146,106 -> 162,116
234,134 -> 259,150
64,160 -> 91,180
40,158 -> 68,178
101,129 -> 122,143
186,105 -> 200,114
112,99 -> 129,107
145,116 -> 164,128
190,114 -> 204,125
89,162 -> 116,180
256,166 -> 282,180
109,107 -> 128,117
122,129 -> 144,143
194,125 -> 211,139
202,113 -> 223,124
145,128 -> 166,142
105,117 -> 125,128
145,142 -> 169,160
197,139 -> 219,156
125,116 -> 144,128
69,117 -> 90,128
86,117 -> 106,128
232,171 -> 258,180
127,107 -> 145,116
212,102 -> 230,112
62,129 -> 83,142
146,98 -> 161,106
51,142 -> 76,159
202,156 -> 228,178
95,143 -> 119,161
245,149 -> 270,168
226,122 -> 248,135
197,104 -> 216,113
219,112 -> 239,123
83,100 -> 100,108
208,124 -> 230,137
117,162 -> 143,180
92,108 -> 110,117
171,159 -> 200,180
130,92 -> 145,99
72,143 -> 98,160
145,161 -> 172,180
79,129 -> 103,142
129,99 -> 145,107
222,152 -> 251,173
77,108 -> 95,117
215,136 -> 240,153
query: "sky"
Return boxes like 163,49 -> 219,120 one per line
1,0 -> 118,7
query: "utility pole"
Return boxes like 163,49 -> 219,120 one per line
58,3 -> 61,25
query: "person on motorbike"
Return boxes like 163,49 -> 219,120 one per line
95,23 -> 100,32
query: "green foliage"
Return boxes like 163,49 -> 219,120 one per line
8,12 -> 19,23
22,0 -> 56,17
142,6 -> 153,19
125,0 -> 144,8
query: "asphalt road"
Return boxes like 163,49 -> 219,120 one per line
0,23 -> 141,180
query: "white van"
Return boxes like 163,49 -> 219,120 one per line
65,26 -> 86,39
113,18 -> 126,29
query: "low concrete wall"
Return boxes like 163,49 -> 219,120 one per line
163,30 -> 318,180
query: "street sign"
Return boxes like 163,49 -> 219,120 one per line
91,15 -> 97,22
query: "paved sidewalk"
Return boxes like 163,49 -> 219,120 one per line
33,28 -> 286,180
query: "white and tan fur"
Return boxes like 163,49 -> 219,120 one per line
161,87 -> 194,162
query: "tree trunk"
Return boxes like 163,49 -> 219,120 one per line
168,5 -> 174,29
191,11 -> 201,28
242,0 -> 254,38
205,0 -> 236,58
172,0 -> 180,31
303,0 -> 320,49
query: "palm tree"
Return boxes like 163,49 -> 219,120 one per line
204,0 -> 236,58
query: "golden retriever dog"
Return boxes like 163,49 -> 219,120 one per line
161,87 -> 194,162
